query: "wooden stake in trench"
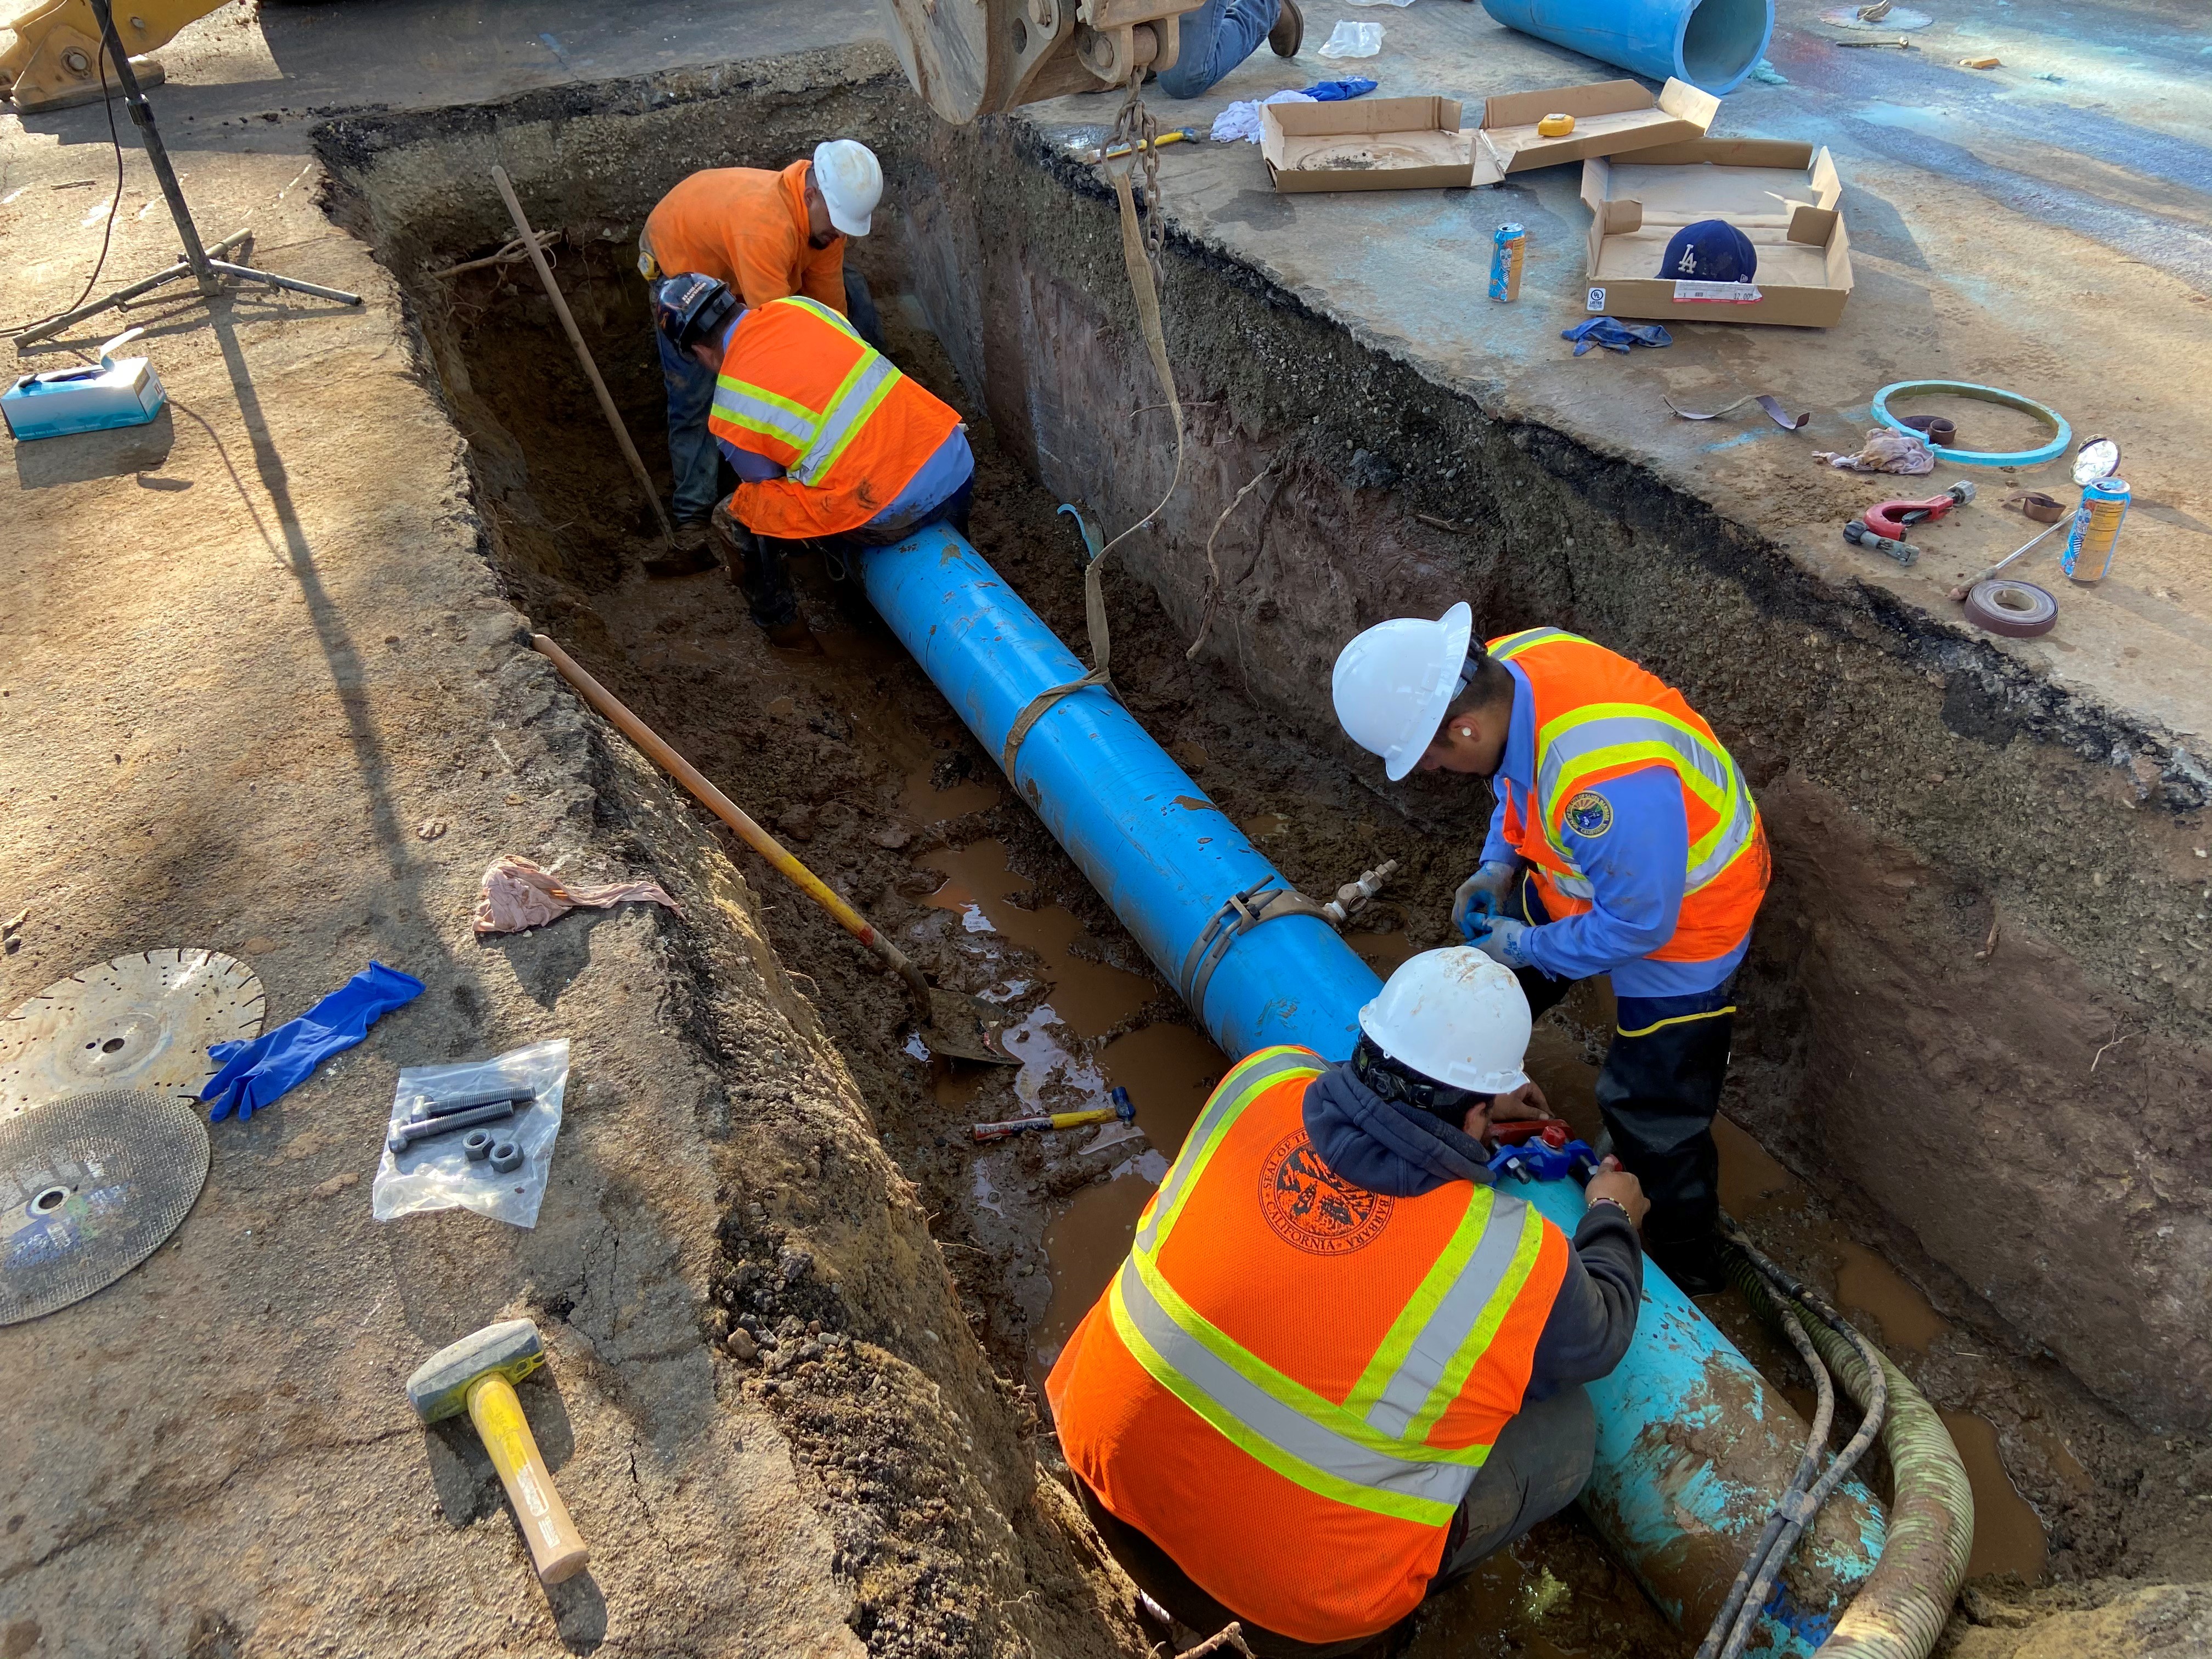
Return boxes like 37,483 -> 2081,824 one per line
489,165 -> 676,548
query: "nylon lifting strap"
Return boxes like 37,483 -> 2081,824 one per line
1000,75 -> 1185,780
1117,1047 -> 1551,1524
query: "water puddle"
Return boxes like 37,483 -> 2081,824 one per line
1942,1410 -> 2051,1579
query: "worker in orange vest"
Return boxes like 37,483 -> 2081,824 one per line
1331,608 -> 1769,1292
651,273 -> 972,647
638,140 -> 885,574
1049,949 -> 1646,1656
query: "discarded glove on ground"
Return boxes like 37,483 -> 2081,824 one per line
474,855 -> 684,935
1562,316 -> 1673,356
1814,428 -> 1934,474
202,961 -> 425,1122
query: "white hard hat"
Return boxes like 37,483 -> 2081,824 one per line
1357,947 -> 1530,1093
812,139 -> 882,238
1331,602 -> 1474,781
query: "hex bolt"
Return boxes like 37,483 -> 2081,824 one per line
388,1099 -> 514,1153
489,1141 -> 524,1173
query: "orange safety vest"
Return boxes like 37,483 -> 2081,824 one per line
1048,1047 -> 1570,1645
706,296 -> 960,540
1487,628 -> 1768,962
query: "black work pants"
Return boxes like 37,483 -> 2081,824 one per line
1511,876 -> 1735,1257
1077,1384 -> 1595,1659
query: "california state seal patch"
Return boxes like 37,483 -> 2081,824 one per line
1257,1128 -> 1395,1256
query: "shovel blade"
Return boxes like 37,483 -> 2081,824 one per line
924,988 -> 1020,1066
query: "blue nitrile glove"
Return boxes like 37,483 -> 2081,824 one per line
1468,915 -> 1533,972
1302,77 -> 1378,101
200,961 -> 425,1122
1562,316 -> 1673,357
1453,860 -> 1521,940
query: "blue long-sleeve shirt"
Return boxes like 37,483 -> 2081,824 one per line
1481,660 -> 1748,997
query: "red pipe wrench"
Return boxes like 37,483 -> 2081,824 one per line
1863,480 -> 1975,540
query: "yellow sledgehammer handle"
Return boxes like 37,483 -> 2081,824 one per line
467,1372 -> 590,1584
532,635 -> 934,1005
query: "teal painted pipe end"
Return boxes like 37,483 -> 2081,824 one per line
1481,0 -> 1775,95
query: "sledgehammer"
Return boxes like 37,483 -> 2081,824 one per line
407,1319 -> 590,1584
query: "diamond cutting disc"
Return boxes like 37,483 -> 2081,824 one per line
0,1088 -> 209,1323
0,949 -> 265,1116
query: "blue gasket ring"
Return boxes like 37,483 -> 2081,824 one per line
1872,380 -> 2070,469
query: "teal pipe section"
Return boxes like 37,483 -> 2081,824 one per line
1481,0 -> 1774,95
860,526 -> 1880,1651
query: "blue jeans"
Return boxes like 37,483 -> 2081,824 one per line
1154,0 -> 1280,98
656,321 -> 723,527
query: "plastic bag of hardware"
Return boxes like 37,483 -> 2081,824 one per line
371,1039 -> 569,1228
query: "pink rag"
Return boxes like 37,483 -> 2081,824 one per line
473,855 -> 684,935
1814,428 -> 1934,475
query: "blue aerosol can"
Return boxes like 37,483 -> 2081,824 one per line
2062,476 -> 2129,584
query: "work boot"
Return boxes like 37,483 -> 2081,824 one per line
643,520 -> 718,579
1269,0 -> 1303,58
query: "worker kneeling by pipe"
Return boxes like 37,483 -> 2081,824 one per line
650,272 -> 973,647
1048,949 -> 1646,1657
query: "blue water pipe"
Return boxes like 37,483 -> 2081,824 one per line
1481,0 -> 1775,96
860,526 -> 1882,1651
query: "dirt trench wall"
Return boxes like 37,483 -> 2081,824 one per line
899,120 -> 2212,1432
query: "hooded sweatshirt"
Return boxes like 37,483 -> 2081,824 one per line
1302,1063 -> 1642,1394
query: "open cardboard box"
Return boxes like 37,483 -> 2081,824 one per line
1579,139 -> 1855,329
1477,78 -> 1720,176
1260,96 -> 1477,193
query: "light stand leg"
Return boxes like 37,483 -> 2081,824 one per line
15,7 -> 361,347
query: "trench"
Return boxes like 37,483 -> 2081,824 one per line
312,57 -> 2134,1655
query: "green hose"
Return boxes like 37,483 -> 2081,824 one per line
1731,1250 -> 1975,1658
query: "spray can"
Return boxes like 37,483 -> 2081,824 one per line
2061,476 -> 2129,584
1489,223 -> 1525,303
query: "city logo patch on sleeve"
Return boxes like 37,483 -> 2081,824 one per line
1564,790 -> 1613,838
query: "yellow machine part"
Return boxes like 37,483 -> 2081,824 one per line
0,0 -> 229,112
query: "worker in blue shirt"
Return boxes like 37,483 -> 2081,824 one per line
1333,608 -> 1770,1291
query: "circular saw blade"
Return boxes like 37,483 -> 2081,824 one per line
0,1088 -> 210,1324
0,949 -> 265,1117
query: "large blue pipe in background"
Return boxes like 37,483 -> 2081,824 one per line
862,526 -> 1882,1652
1481,0 -> 1775,96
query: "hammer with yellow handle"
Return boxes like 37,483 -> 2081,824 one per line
407,1318 -> 590,1585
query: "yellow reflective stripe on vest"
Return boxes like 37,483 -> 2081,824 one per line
757,296 -> 902,486
793,352 -> 899,483
712,375 -> 816,448
1535,703 -> 1759,893
1138,1046 -> 1321,1256
775,293 -> 862,340
1346,1188 -> 1547,1442
1110,1253 -> 1482,1528
1487,627 -> 1579,661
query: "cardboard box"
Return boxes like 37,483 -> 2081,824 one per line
1579,139 -> 1855,329
1260,97 -> 1476,193
1477,78 -> 1720,177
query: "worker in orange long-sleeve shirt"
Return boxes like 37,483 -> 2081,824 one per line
637,139 -> 885,574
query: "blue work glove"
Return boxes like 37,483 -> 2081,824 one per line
1562,316 -> 1673,357
1301,77 -> 1378,101
200,961 -> 425,1122
1453,860 -> 1522,940
1468,915 -> 1534,972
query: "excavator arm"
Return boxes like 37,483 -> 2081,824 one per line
879,0 -> 1207,124
0,0 -> 231,112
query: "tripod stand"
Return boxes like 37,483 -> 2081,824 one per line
16,0 -> 362,346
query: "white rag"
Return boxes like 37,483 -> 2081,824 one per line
1210,88 -> 1316,144
1813,428 -> 1935,475
473,855 -> 684,934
